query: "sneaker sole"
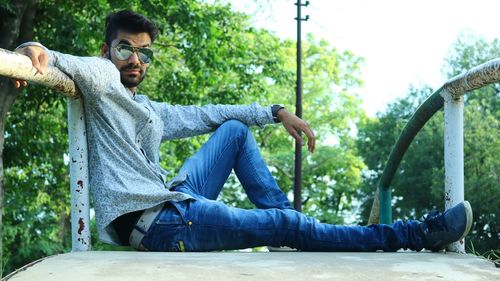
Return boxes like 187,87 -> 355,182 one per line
459,201 -> 473,240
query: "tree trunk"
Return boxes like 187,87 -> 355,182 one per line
58,210 -> 69,245
0,0 -> 37,276
367,188 -> 380,225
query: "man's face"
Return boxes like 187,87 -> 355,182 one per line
106,30 -> 152,90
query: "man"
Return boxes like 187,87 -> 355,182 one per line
13,10 -> 472,252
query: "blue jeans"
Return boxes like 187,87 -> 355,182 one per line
141,120 -> 424,252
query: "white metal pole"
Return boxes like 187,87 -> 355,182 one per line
442,89 -> 465,253
67,97 -> 91,251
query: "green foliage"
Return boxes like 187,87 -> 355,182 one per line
218,34 -> 366,224
356,32 -> 499,253
2,0 -> 365,274
358,85 -> 442,218
0,0 -> 15,14
3,85 -> 71,272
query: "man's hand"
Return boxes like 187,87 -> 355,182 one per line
277,109 -> 316,153
12,45 -> 49,88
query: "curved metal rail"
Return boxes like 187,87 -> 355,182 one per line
376,58 -> 500,251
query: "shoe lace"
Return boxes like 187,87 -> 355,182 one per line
423,210 -> 448,233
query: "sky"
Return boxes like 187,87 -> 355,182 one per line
229,0 -> 500,116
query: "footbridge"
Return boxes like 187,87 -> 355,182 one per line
2,251 -> 498,281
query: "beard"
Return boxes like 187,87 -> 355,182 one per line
119,63 -> 146,88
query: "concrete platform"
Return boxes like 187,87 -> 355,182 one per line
3,251 -> 499,281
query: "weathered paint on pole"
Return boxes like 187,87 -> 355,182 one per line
441,89 -> 465,253
67,98 -> 91,251
0,47 -> 89,251
443,57 -> 500,98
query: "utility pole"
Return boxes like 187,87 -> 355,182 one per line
294,0 -> 309,212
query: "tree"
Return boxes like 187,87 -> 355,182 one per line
1,0 -> 366,274
1,0 -> 38,276
2,0 -> 116,274
220,34 -> 366,224
1,0 -> 368,274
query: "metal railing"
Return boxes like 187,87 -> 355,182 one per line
375,58 -> 500,252
0,48 -> 91,251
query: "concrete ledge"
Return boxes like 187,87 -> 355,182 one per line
4,251 -> 499,281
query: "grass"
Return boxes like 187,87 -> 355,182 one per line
468,241 -> 500,268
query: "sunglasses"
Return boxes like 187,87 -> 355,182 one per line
113,44 -> 154,64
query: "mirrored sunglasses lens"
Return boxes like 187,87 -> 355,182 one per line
138,50 -> 153,63
116,47 -> 133,60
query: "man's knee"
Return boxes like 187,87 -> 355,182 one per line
219,120 -> 249,135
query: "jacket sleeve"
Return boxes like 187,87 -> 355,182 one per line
150,101 -> 276,140
17,42 -> 120,99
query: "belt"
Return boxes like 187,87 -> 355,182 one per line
129,203 -> 164,250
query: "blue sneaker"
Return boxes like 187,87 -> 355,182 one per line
420,201 -> 473,251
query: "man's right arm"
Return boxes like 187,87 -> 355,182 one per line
13,42 -> 119,98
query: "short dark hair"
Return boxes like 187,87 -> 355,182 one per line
105,10 -> 158,46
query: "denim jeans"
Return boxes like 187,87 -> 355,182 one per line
141,120 -> 424,252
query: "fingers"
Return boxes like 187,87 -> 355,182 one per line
10,46 -> 48,89
302,125 -> 316,153
18,45 -> 48,75
11,79 -> 28,89
284,118 -> 316,153
296,122 -> 315,153
37,51 -> 49,74
29,51 -> 46,75
288,127 -> 304,146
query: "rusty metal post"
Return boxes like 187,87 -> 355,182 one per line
0,48 -> 90,251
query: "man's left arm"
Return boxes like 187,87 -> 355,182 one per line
157,102 -> 315,153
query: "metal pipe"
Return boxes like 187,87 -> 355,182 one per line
443,57 -> 500,98
379,185 -> 392,225
377,90 -> 444,224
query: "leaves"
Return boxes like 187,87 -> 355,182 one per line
2,0 -> 362,272
4,0 -> 496,274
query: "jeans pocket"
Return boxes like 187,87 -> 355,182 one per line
156,203 -> 185,224
142,203 -> 187,252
